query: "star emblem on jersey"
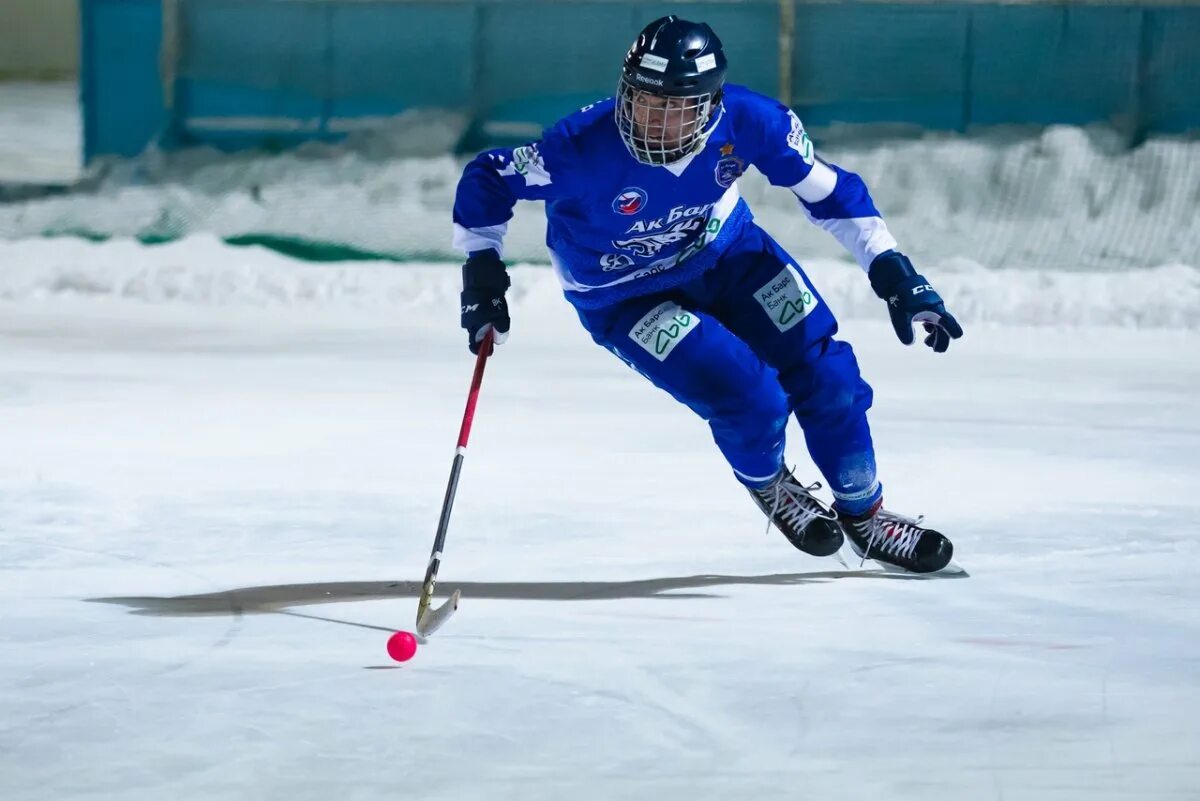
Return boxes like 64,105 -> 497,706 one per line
612,187 -> 648,215
720,142 -> 735,156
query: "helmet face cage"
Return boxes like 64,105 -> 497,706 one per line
616,74 -> 717,166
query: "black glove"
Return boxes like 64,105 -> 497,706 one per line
868,251 -> 963,353
460,249 -> 511,355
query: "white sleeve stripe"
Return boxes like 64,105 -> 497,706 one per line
800,209 -> 898,272
789,161 -> 838,203
452,222 -> 508,259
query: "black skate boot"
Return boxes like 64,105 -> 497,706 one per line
748,468 -> 844,557
838,501 -> 953,573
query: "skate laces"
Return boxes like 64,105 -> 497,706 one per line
859,509 -> 925,563
758,469 -> 836,538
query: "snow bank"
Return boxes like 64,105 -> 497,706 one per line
2,124 -> 1198,276
2,235 -> 1196,329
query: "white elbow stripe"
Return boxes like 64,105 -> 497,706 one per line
789,161 -> 838,203
452,222 -> 508,258
855,218 -> 899,265
808,215 -> 899,271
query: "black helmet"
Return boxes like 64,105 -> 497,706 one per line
616,16 -> 728,165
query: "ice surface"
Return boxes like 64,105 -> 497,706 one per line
1,238 -> 1198,801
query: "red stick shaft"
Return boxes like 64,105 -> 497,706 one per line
456,329 -> 493,450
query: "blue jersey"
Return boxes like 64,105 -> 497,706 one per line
452,84 -> 898,310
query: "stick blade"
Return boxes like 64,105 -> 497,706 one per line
415,589 -> 461,638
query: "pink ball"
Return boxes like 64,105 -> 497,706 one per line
386,631 -> 418,662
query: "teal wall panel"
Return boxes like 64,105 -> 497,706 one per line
969,5 -> 1141,127
329,4 -> 476,112
475,2 -> 636,124
174,0 -> 327,146
1142,7 -> 1200,134
81,1 -> 1200,162
81,0 -> 165,159
792,4 -> 968,129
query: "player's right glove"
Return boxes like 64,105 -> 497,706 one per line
868,250 -> 963,353
460,249 -> 511,355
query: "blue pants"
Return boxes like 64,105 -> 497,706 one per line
574,224 -> 882,514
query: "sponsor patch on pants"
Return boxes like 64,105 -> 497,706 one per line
755,264 -> 820,332
629,301 -> 699,361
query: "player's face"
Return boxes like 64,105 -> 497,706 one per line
631,91 -> 700,150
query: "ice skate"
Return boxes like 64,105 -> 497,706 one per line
838,501 -> 953,574
748,467 -> 844,557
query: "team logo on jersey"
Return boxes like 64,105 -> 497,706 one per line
714,155 -> 745,188
629,301 -> 699,361
612,187 -> 648,215
613,216 -> 706,258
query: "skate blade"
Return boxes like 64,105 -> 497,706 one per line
870,558 -> 969,579
834,540 -> 968,578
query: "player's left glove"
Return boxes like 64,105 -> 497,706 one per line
460,249 -> 511,355
868,251 -> 963,353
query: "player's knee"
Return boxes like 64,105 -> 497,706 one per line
722,378 -> 788,426
729,386 -> 789,446
794,372 -> 872,424
759,384 -> 790,425
782,339 -> 870,419
709,392 -> 787,454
